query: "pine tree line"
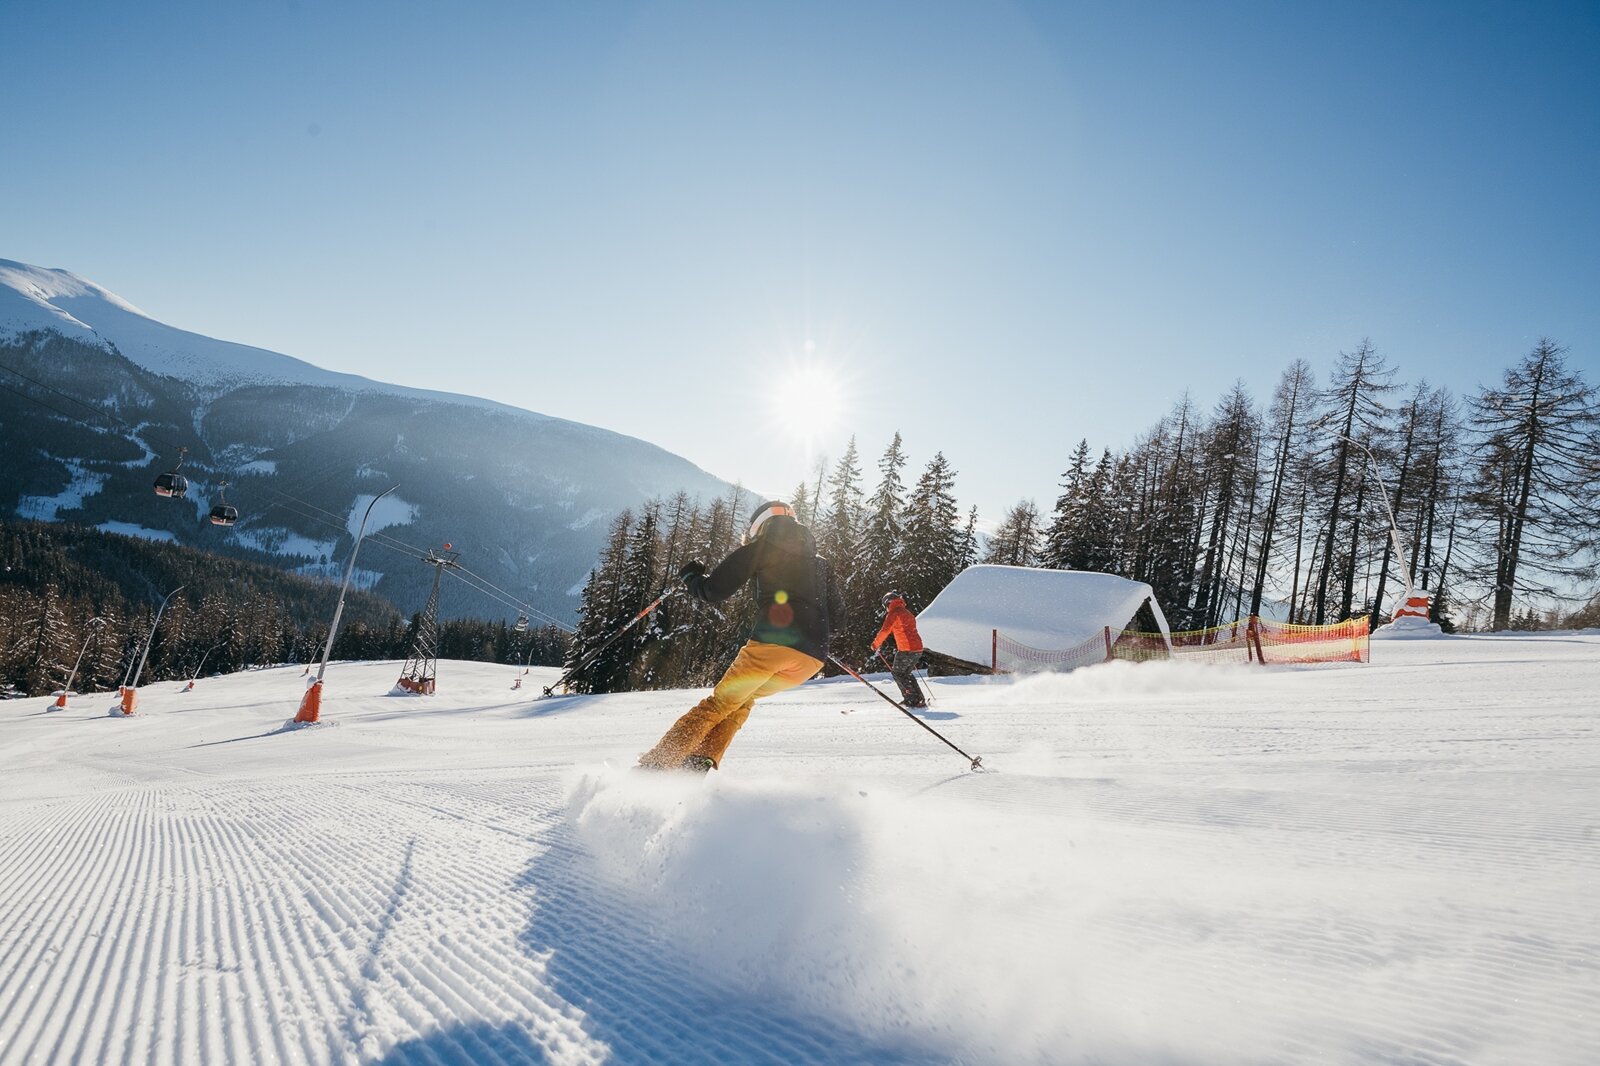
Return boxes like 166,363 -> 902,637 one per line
0,520 -> 569,698
572,337 -> 1598,692
992,338 -> 1599,632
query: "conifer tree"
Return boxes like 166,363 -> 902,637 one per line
1041,440 -> 1095,570
1192,382 -> 1260,628
1249,360 -> 1316,617
984,500 -> 1042,567
567,509 -> 634,693
860,433 -> 908,598
1312,340 -> 1397,623
898,452 -> 961,610
957,506 -> 980,572
818,437 -> 865,567
1466,339 -> 1600,629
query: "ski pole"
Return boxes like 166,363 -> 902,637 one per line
827,654 -> 983,771
543,587 -> 681,697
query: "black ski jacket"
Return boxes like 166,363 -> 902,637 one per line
684,515 -> 844,661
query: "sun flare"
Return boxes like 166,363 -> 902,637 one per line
770,360 -> 849,447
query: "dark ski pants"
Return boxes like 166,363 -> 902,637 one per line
889,650 -> 926,707
638,640 -> 823,769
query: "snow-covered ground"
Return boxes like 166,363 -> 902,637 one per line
1,635 -> 1595,1065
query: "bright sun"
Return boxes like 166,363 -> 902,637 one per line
770,359 -> 848,447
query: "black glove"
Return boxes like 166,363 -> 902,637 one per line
677,560 -> 706,584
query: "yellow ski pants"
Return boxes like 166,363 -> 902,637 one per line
638,640 -> 823,769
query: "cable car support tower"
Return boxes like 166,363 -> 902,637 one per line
396,546 -> 460,695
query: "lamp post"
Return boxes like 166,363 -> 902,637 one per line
120,585 -> 186,716
295,486 -> 398,724
51,616 -> 105,710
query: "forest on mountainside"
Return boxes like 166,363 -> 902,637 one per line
0,521 -> 568,698
570,338 -> 1600,693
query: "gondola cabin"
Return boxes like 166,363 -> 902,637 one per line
515,614 -> 529,632
208,478 -> 237,526
153,471 -> 189,498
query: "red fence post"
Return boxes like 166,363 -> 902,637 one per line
1248,615 -> 1266,665
1103,625 -> 1114,662
992,629 -> 998,673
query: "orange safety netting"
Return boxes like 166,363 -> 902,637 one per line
1252,616 -> 1370,665
1120,618 -> 1259,666
991,616 -> 1369,673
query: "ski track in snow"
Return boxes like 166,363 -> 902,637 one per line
0,641 -> 1596,1065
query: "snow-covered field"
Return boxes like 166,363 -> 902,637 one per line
1,635 -> 1595,1065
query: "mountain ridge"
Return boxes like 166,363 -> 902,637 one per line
0,257 -> 739,623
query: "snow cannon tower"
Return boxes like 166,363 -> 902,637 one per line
395,547 -> 459,695
1339,434 -> 1442,638
1392,589 -> 1433,623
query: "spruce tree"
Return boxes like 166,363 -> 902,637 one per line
860,433 -> 908,600
957,506 -> 980,572
898,452 -> 961,610
984,500 -> 1042,567
1041,440 -> 1094,570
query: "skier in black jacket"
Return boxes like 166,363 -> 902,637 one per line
637,500 -> 845,772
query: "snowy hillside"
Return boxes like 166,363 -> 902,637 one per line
2,258 -> 511,406
0,258 -> 735,622
2,635 -> 1595,1065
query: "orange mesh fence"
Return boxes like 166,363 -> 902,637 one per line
1253,616 -> 1369,664
991,615 -> 1369,673
1116,618 -> 1259,666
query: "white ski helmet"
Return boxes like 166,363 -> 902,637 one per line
746,500 -> 793,541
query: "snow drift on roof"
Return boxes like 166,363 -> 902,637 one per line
916,564 -> 1170,665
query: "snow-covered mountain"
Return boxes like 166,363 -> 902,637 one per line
0,257 -> 734,622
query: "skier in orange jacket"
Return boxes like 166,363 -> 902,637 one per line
871,592 -> 927,708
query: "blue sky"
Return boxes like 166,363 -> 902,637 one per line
3,1 -> 1596,523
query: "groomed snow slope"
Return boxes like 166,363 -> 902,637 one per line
1,636 -> 1596,1065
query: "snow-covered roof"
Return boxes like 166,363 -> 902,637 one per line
916,564 -> 1170,665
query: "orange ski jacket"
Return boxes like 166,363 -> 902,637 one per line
871,597 -> 924,653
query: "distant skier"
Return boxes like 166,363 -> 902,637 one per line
871,591 -> 927,708
637,500 -> 845,773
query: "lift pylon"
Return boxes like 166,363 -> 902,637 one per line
396,546 -> 460,695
